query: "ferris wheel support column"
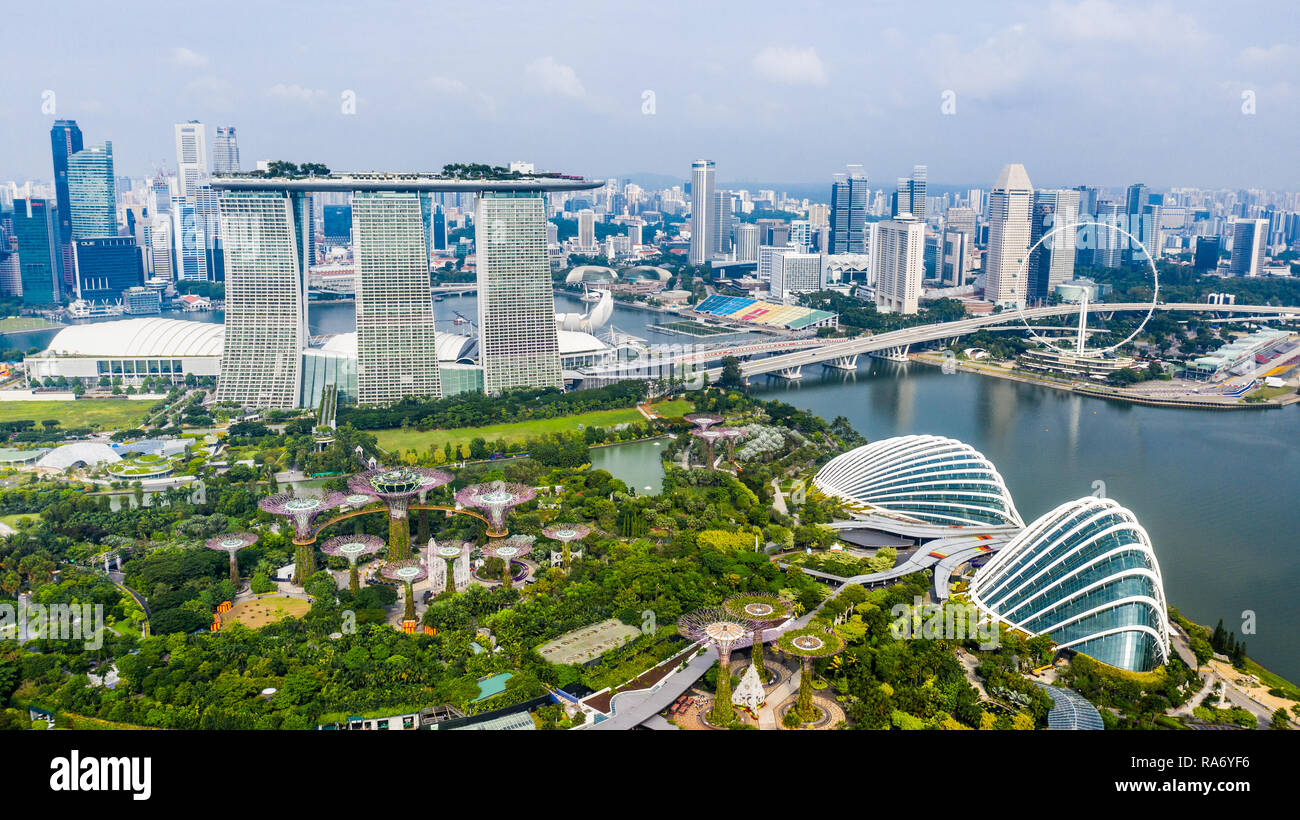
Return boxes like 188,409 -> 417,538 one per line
1075,289 -> 1090,354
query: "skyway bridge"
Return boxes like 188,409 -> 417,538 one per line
700,302 -> 1300,381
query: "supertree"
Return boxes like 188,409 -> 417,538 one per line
258,491 -> 347,584
717,426 -> 744,462
431,540 -> 473,594
724,594 -> 791,682
205,532 -> 257,587
689,428 -> 725,469
455,481 -> 536,538
542,523 -> 591,566
679,607 -> 755,726
320,534 -> 384,594
349,468 -> 453,560
776,626 -> 846,724
683,413 -> 724,431
380,559 -> 428,622
481,535 -> 533,589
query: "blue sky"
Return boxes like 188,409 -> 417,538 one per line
2,0 -> 1296,190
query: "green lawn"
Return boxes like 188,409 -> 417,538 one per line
0,316 -> 61,332
0,399 -> 149,429
375,400 -> 691,457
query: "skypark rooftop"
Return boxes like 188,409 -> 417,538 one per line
210,172 -> 603,194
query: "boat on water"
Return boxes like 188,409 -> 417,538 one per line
66,300 -> 124,319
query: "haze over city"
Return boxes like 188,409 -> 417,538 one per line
2,0 -> 1297,188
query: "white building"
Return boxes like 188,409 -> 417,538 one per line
1230,218 -> 1268,277
215,191 -> 306,408
24,318 -> 222,386
874,215 -> 925,314
983,163 -> 1034,307
352,191 -> 442,405
769,251 -> 826,301
688,160 -> 715,265
476,192 -> 562,394
173,121 -> 207,198
577,208 -> 596,251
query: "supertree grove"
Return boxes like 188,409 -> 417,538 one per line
380,559 -> 428,622
258,491 -> 348,584
724,594 -> 791,682
349,467 -> 453,560
776,626 -> 846,724
481,535 -> 533,589
204,532 -> 258,587
542,523 -> 591,566
683,413 -> 724,431
320,534 -> 384,594
689,427 -> 725,469
679,607 -> 755,726
455,481 -> 536,537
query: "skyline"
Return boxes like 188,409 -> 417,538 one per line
1,1 -> 1297,190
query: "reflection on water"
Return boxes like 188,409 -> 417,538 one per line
588,438 -> 667,496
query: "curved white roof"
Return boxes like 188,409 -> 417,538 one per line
557,330 -> 608,355
43,319 -> 223,358
37,442 -> 121,470
317,331 -> 478,363
814,434 -> 1023,528
970,496 -> 1170,673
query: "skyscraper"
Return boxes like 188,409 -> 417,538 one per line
892,165 -> 928,220
215,191 -> 306,408
67,142 -> 117,239
688,160 -> 715,265
983,164 -> 1033,307
1095,202 -> 1124,269
1229,218 -> 1268,277
577,208 -> 596,250
73,236 -> 144,303
735,223 -> 759,262
875,215 -> 925,314
212,126 -> 240,175
50,120 -> 83,285
829,166 -> 868,254
174,121 -> 208,197
476,192 -> 561,394
352,192 -> 441,405
12,199 -> 62,305
1028,189 -> 1079,303
710,189 -> 733,256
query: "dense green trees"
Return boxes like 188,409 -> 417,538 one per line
338,382 -> 649,431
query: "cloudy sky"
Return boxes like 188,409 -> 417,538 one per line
2,0 -> 1296,190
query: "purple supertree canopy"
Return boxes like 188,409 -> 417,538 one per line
380,559 -> 428,585
455,481 -> 537,532
684,413 -> 725,430
482,537 -> 534,563
432,540 -> 474,561
320,534 -> 385,563
349,467 -> 453,502
717,427 -> 744,440
689,428 -> 725,444
259,491 -> 348,538
678,607 -> 756,652
542,523 -> 591,544
204,532 -> 258,554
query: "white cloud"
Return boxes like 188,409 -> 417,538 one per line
264,83 -> 328,104
171,47 -> 209,68
934,25 -> 1040,102
752,46 -> 828,86
427,76 -> 469,95
1045,0 -> 1208,50
1240,44 -> 1297,66
525,56 -> 585,98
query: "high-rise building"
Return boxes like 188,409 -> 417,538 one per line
940,230 -> 967,287
710,189 -> 733,255
12,199 -> 62,305
829,166 -> 868,254
892,165 -> 928,220
475,192 -> 561,394
432,205 -> 448,250
73,236 -> 144,303
67,142 -> 117,239
769,251 -> 826,301
983,164 -> 1034,307
1095,202 -> 1124,269
577,208 -> 596,250
757,243 -> 795,282
789,219 -> 811,251
212,126 -> 240,175
1193,235 -> 1221,272
50,120 -> 84,285
1028,189 -> 1079,303
688,160 -> 715,265
875,215 -> 925,314
174,121 -> 208,197
734,223 -> 759,262
215,191 -> 306,408
351,192 -> 441,405
322,204 -> 353,243
945,206 -> 977,241
1229,218 -> 1268,277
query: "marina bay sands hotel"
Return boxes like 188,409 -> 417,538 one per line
209,173 -> 602,409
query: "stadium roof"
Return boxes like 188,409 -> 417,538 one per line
41,318 -> 223,358
37,442 -> 121,470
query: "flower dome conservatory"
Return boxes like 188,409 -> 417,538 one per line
968,496 -> 1171,673
812,435 -> 1023,528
